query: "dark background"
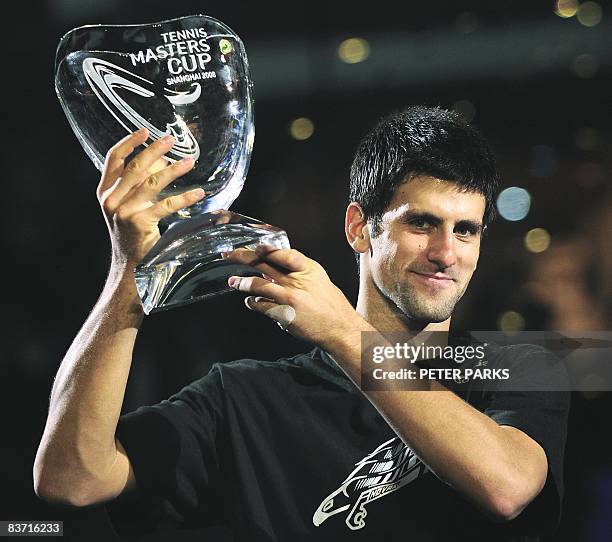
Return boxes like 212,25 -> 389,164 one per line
3,1 -> 611,540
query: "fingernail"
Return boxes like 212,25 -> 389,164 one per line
162,134 -> 175,143
191,188 -> 205,198
181,157 -> 195,165
228,276 -> 239,287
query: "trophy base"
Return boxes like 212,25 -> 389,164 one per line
134,211 -> 290,314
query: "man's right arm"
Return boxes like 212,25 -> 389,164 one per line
33,129 -> 203,507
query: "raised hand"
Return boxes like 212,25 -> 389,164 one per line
224,246 -> 369,350
97,128 -> 204,269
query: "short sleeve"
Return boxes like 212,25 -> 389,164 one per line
482,346 -> 571,535
105,364 -> 229,539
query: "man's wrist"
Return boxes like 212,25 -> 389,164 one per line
103,263 -> 145,322
323,316 -> 375,366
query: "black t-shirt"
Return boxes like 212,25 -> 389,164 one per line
106,345 -> 570,541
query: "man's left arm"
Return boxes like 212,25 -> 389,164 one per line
224,246 -> 549,522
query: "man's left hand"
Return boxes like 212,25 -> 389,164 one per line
224,246 -> 367,350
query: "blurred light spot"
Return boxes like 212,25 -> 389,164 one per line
452,100 -> 476,122
575,162 -> 605,187
455,12 -> 480,33
577,1 -> 603,26
338,38 -> 370,64
572,53 -> 599,78
498,311 -> 525,332
574,127 -> 601,150
524,228 -> 551,253
555,0 -> 579,18
528,144 -> 558,178
289,117 -> 314,140
580,373 -> 605,399
497,187 -> 531,221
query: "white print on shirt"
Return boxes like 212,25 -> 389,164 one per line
313,437 -> 428,530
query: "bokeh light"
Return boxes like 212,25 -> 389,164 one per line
574,127 -> 601,151
555,0 -> 579,18
338,38 -> 370,64
289,117 -> 315,140
572,53 -> 600,78
497,187 -> 531,221
498,311 -> 526,332
524,228 -> 551,253
577,1 -> 603,26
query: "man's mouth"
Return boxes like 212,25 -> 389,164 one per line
410,271 -> 455,286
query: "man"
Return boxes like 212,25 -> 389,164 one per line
34,107 -> 569,541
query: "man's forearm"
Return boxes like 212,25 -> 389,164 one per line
34,266 -> 143,499
326,326 -> 547,521
34,129 -> 202,504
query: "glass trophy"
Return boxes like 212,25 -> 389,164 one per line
55,15 -> 289,314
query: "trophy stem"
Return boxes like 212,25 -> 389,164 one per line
134,211 -> 289,314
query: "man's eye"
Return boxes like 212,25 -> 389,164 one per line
455,226 -> 476,237
410,219 -> 431,229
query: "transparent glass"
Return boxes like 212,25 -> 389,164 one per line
55,15 -> 289,313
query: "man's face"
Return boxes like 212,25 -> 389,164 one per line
367,176 -> 485,323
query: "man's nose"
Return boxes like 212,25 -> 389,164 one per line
426,229 -> 457,269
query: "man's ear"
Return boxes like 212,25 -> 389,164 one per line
345,202 -> 370,254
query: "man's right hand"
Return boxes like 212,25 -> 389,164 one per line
98,128 -> 203,270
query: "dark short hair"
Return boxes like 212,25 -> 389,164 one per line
349,106 -> 500,235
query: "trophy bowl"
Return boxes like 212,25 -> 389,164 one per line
55,14 -> 289,314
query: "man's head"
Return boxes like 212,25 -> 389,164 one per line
346,106 -> 500,324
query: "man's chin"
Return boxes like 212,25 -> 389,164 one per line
406,310 -> 452,324
395,294 -> 457,324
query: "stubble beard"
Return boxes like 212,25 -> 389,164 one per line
390,279 -> 469,323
